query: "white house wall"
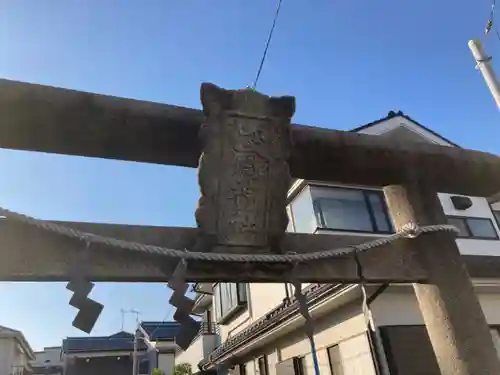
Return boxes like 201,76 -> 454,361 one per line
301,185 -> 500,256
218,308 -> 252,342
439,193 -> 500,256
32,347 -> 63,375
205,117 -> 500,374
371,288 -> 500,326
0,338 -> 14,375
176,335 -> 217,371
215,189 -> 500,361
158,353 -> 175,375
32,347 -> 63,367
236,302 -> 374,375
217,283 -> 316,344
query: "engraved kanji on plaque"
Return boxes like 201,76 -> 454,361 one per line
195,83 -> 295,253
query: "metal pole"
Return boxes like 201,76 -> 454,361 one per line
468,39 -> 500,108
132,328 -> 138,375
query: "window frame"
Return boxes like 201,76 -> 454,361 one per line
292,357 -> 305,375
258,356 -> 269,375
447,215 -> 499,240
327,344 -> 343,375
310,185 -> 393,234
286,205 -> 295,233
214,282 -> 248,324
491,207 -> 500,230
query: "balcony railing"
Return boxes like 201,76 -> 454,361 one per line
193,322 -> 219,342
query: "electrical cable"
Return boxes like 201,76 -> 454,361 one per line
485,0 -> 500,41
251,0 -> 283,89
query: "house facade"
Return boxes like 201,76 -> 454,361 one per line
177,111 -> 500,375
31,346 -> 63,375
61,322 -> 179,375
0,325 -> 35,375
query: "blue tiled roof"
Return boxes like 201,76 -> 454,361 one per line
62,322 -> 180,354
140,321 -> 180,341
62,331 -> 145,353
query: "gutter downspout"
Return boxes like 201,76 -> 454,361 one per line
365,285 -> 391,375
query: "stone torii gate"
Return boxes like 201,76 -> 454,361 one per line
0,79 -> 500,374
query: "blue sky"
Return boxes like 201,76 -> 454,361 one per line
0,0 -> 500,351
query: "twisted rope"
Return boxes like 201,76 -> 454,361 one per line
0,207 -> 459,263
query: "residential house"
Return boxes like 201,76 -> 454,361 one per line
0,325 -> 35,375
181,111 -> 500,375
175,284 -> 219,372
31,346 -> 63,375
138,321 -> 180,374
62,321 -> 179,375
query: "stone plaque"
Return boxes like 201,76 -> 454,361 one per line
195,83 -> 295,253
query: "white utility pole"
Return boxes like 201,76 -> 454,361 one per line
132,328 -> 139,375
469,39 -> 500,108
122,308 -> 141,375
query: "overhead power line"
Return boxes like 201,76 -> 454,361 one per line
485,0 -> 500,41
251,0 -> 284,89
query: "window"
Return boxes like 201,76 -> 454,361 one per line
276,357 -> 304,375
493,210 -> 500,226
230,364 -> 247,375
289,186 -> 317,233
214,283 -> 248,324
258,356 -> 269,375
204,309 -> 213,333
447,216 -> 498,239
490,328 -> 500,359
327,345 -> 344,375
312,186 -> 393,234
286,206 -> 295,232
292,357 -> 305,375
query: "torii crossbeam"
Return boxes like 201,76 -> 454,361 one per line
1,79 -> 500,374
0,79 -> 500,283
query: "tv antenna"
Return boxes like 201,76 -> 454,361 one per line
120,308 -> 142,331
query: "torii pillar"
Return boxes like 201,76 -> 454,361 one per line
384,183 -> 500,375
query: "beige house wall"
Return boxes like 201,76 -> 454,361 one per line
235,300 -> 376,375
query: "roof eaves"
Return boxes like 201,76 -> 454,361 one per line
288,111 -> 460,193
349,111 -> 461,148
15,332 -> 36,360
199,283 -> 350,370
399,114 -> 462,148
